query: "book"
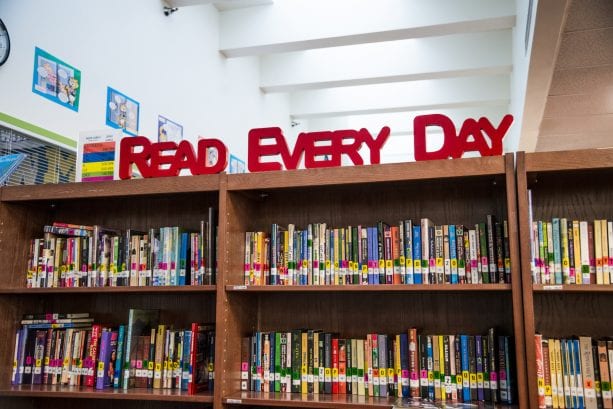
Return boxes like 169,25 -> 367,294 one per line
123,309 -> 160,389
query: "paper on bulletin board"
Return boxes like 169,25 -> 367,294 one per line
32,47 -> 81,111
76,129 -> 122,182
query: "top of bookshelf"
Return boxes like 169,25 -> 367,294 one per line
523,148 -> 613,173
226,155 -> 508,191
1,173 -> 221,202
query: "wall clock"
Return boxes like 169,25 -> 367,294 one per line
0,18 -> 10,66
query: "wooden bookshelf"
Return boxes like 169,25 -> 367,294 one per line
217,154 -> 528,408
0,155 -> 530,408
517,148 -> 613,408
0,175 -> 219,408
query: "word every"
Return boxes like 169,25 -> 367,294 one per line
249,114 -> 514,172
119,136 -> 227,179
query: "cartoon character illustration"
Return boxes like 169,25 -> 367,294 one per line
118,103 -> 128,129
67,77 -> 79,105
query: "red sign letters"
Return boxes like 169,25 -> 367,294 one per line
119,136 -> 227,179
117,113 -> 513,178
247,127 -> 390,173
413,114 -> 513,161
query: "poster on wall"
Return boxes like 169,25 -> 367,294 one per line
0,153 -> 27,185
106,87 -> 139,136
158,115 -> 183,142
76,129 -> 122,182
32,47 -> 81,111
228,154 -> 246,174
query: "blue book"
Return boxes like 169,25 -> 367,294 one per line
449,225 -> 458,284
561,339 -> 572,408
15,327 -> 28,385
179,232 -> 188,286
573,339 -> 584,409
113,325 -> 125,388
96,330 -> 113,389
475,335 -> 484,401
461,335 -> 471,402
181,330 -> 192,390
427,335 -> 434,400
399,333 -> 409,397
270,331 -> 276,391
413,226 -> 422,284
404,220 -> 413,284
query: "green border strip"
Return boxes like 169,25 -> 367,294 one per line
0,111 -> 76,148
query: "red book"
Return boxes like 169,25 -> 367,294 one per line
332,338 -> 339,394
339,339 -> 346,394
85,324 -> 101,387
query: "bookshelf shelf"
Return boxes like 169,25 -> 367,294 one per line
517,149 -> 613,408
0,174 -> 221,201
0,384 -> 213,402
223,391 -> 394,408
225,284 -> 512,293
532,284 -> 613,293
226,156 -> 506,191
0,285 -> 216,294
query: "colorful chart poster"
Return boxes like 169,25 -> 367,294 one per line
228,154 -> 246,174
76,129 -> 122,182
106,87 -> 139,136
32,47 -> 81,111
0,153 -> 26,184
158,115 -> 183,143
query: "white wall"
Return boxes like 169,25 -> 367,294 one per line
0,0 -> 290,162
506,0 -> 538,152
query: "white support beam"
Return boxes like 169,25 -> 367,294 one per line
516,0 -> 571,152
289,75 -> 510,119
260,31 -> 512,92
220,0 -> 515,57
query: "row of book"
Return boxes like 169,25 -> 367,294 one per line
241,328 -> 516,404
530,218 -> 613,285
10,310 -> 215,395
244,215 -> 511,286
26,209 -> 217,288
535,335 -> 613,409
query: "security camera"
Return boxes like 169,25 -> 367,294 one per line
164,6 -> 178,16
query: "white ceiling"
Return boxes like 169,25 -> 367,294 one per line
168,0 -> 516,147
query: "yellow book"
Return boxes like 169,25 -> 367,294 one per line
334,229 -> 340,285
602,220 -> 609,281
433,335 -> 441,400
595,220 -> 603,284
301,331 -> 308,394
573,221 -> 581,284
153,324 -> 165,389
549,339 -> 558,408
561,218 -> 570,284
439,335 -> 446,402
555,340 -> 565,409
395,335 -> 402,397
